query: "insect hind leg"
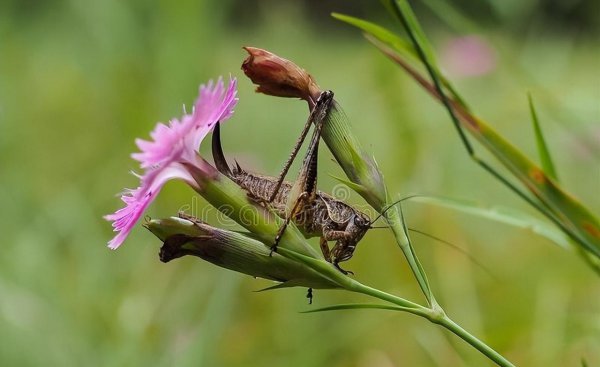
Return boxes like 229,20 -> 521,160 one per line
268,91 -> 335,203
271,192 -> 309,255
271,92 -> 334,254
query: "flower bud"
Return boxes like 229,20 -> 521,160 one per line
241,48 -> 387,209
144,216 -> 341,289
242,47 -> 321,102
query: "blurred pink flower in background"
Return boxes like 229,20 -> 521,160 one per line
441,35 -> 497,77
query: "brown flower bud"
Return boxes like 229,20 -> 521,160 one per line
242,47 -> 321,102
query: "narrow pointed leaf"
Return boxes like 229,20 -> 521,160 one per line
419,0 -> 479,32
331,13 -> 417,58
371,40 -> 600,259
528,93 -> 558,181
333,13 -> 467,109
255,281 -> 296,292
302,303 -> 410,313
328,174 -> 367,195
390,0 -> 439,66
322,102 -> 387,209
410,195 -> 571,249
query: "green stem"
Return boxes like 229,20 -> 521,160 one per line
284,249 -> 515,367
385,203 -> 437,307
387,0 -> 600,258
437,316 -> 516,367
349,280 -> 516,367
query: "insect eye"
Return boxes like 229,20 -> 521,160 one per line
353,216 -> 364,226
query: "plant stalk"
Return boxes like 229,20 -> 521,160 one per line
385,203 -> 437,307
278,247 -> 514,367
348,280 -> 516,367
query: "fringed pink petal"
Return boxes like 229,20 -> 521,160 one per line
105,164 -> 196,249
187,77 -> 238,155
131,77 -> 237,168
106,76 -> 238,249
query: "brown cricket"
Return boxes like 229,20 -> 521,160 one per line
212,91 -> 373,274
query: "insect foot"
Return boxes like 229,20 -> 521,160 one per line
334,262 -> 354,276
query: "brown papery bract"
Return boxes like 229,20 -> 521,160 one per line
242,47 -> 321,103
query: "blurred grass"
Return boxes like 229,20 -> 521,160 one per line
0,0 -> 598,366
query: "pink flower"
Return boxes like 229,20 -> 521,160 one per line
105,77 -> 238,249
441,36 -> 496,78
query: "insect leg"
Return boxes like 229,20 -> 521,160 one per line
271,92 -> 334,251
323,228 -> 352,241
319,237 -> 331,262
323,228 -> 356,275
268,114 -> 312,203
333,261 -> 354,276
271,192 -> 309,254
286,91 -> 334,207
268,91 -> 335,202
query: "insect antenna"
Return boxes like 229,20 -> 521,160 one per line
366,222 -> 494,276
408,228 -> 495,278
368,194 -> 423,226
366,194 -> 495,277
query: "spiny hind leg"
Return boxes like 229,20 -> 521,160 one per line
242,191 -> 292,257
271,107 -> 325,252
271,192 -> 309,255
271,92 -> 334,254
268,91 -> 334,203
268,115 -> 314,203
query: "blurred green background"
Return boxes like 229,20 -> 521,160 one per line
1,0 -> 599,366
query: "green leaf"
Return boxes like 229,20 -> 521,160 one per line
408,228 -> 495,277
528,93 -> 558,181
332,10 -> 468,109
391,0 -> 439,66
419,0 -> 479,33
302,303 -> 407,313
275,247 -> 350,287
331,12 -> 417,58
255,282 -> 295,292
409,195 -> 571,249
576,248 -> 600,276
332,11 -> 465,105
384,0 -> 475,109
343,14 -> 467,109
328,173 -> 367,194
